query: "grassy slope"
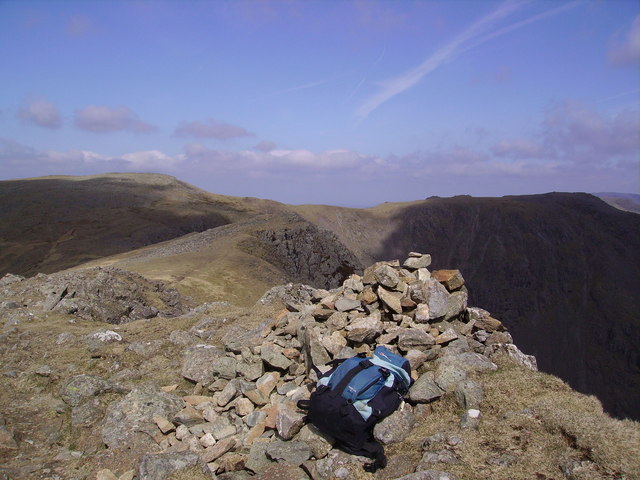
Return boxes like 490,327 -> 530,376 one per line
0,173 -> 284,278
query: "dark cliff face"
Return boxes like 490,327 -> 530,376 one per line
246,214 -> 362,289
378,193 -> 640,420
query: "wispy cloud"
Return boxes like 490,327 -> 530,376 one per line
608,15 -> 640,66
354,0 -> 578,121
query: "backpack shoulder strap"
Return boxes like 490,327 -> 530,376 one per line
332,359 -> 373,397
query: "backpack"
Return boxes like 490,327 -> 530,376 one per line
300,346 -> 413,472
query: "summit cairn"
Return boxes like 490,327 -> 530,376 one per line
129,252 -> 536,479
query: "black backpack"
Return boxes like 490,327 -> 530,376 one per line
299,346 -> 413,472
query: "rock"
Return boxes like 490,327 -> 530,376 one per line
334,295 -> 361,312
444,291 -> 467,321
403,254 -> 432,270
265,440 -> 312,466
276,404 -> 305,440
373,264 -> 400,288
56,332 -> 76,344
96,470 -> 119,480
0,424 -> 18,449
102,386 -> 184,450
173,406 -> 204,427
182,344 -> 226,384
35,365 -> 53,376
153,415 -> 176,434
395,470 -> 458,480
261,343 -> 293,371
259,283 -> 316,307
137,451 -> 200,480
295,424 -> 334,459
343,274 -> 364,292
237,355 -> 265,381
435,328 -> 458,345
467,308 -> 504,332
377,287 -> 403,314
201,437 -> 236,463
256,372 -> 280,396
207,415 -> 237,440
484,331 -> 513,345
424,280 -> 450,319
345,315 -> 383,343
245,389 -> 270,406
71,397 -> 105,427
314,450 -> 370,480
87,330 -> 123,347
321,331 -> 347,356
253,464 -> 310,480
169,330 -> 197,346
326,311 -> 349,330
485,343 -> 538,371
374,403 -> 416,444
414,303 -> 430,323
405,349 -> 429,371
375,454 -> 417,480
454,380 -> 484,410
398,329 -> 435,351
212,356 -> 238,380
218,380 -> 239,406
436,352 -> 497,374
60,374 -> 123,407
418,450 -> 460,468
305,329 -> 332,368
246,441 -> 273,474
409,372 -> 446,403
434,364 -> 467,392
432,270 -> 465,291
199,432 -> 217,448
460,409 -> 481,429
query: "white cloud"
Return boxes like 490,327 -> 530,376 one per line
17,97 -> 62,129
183,144 -> 369,173
74,105 -> 157,133
608,15 -> 640,66
174,119 -> 253,139
120,150 -> 183,169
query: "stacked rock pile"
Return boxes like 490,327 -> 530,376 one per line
116,253 -> 537,479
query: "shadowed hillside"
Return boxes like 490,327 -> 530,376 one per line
370,194 -> 640,420
296,194 -> 640,421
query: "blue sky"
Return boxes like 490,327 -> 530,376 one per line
1,0 -> 639,206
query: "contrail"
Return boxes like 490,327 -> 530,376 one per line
354,0 -> 578,122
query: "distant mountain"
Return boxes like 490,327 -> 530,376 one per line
594,192 -> 640,214
1,174 -> 638,421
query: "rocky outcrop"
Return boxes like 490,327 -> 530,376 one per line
0,267 -> 189,323
92,253 -> 535,479
253,218 -> 361,289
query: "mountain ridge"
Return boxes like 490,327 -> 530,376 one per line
1,173 -> 638,421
